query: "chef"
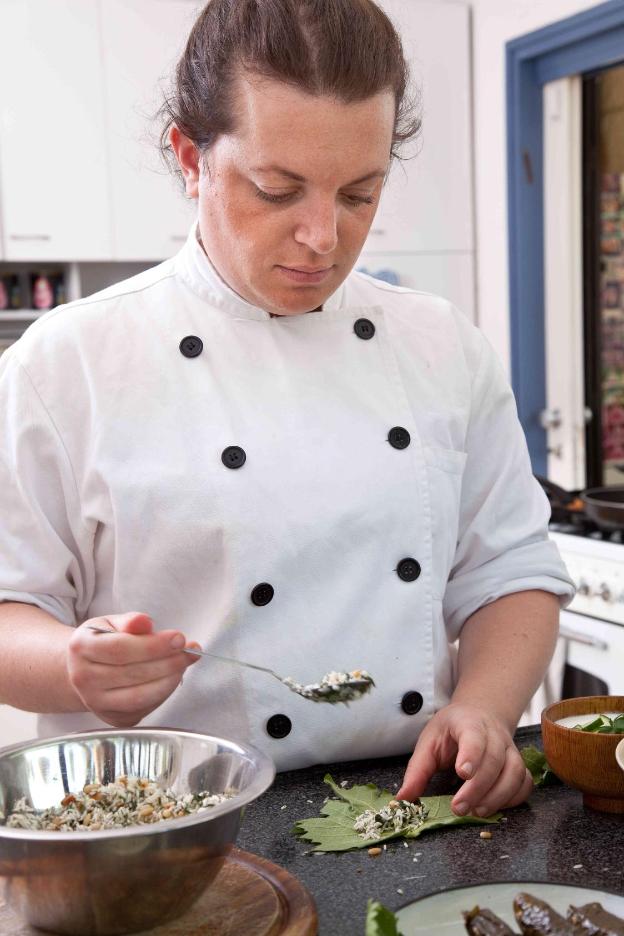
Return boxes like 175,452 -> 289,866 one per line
0,0 -> 574,818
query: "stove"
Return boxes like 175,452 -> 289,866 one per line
548,527 -> 624,695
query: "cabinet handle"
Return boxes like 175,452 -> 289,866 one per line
369,228 -> 386,236
559,624 -> 609,650
170,235 -> 186,243
10,234 -> 51,242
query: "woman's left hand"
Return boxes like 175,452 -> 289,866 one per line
396,702 -> 533,817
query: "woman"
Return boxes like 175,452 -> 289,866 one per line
0,0 -> 573,818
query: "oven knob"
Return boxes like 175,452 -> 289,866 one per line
599,582 -> 612,603
577,579 -> 590,596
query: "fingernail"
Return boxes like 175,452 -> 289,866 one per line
453,801 -> 469,816
475,806 -> 488,817
170,634 -> 185,649
460,762 -> 473,778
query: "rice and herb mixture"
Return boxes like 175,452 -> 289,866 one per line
353,798 -> 427,839
283,669 -> 375,703
1,775 -> 234,832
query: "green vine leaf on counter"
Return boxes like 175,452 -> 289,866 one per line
520,745 -> 560,787
292,774 -> 501,853
365,900 -> 404,936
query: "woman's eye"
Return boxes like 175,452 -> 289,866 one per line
254,188 -> 295,204
254,187 -> 375,208
343,193 -> 375,207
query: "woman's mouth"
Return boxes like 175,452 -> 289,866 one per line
276,265 -> 334,284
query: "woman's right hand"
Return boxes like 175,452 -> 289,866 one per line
66,612 -> 201,727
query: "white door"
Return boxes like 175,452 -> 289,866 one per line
543,77 -> 586,489
0,0 -> 113,261
99,0 -> 200,261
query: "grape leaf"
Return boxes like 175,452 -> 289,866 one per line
293,774 -> 501,852
365,900 -> 404,936
520,745 -> 560,787
324,773 -> 396,811
571,714 -> 624,734
578,716 -> 607,733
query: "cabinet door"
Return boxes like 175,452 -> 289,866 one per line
100,0 -> 200,261
364,1 -> 473,254
0,0 -> 112,261
357,251 -> 475,320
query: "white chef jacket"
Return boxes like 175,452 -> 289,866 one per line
0,225 -> 575,769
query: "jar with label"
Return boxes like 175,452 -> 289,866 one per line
30,273 -> 55,310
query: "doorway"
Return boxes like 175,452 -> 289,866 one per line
506,0 -> 624,476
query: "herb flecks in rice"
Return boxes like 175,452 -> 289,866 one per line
3,775 -> 234,832
353,799 -> 427,840
283,669 -> 375,703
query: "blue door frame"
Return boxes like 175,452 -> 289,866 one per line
506,0 -> 624,475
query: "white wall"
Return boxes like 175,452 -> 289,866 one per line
469,0 -> 605,373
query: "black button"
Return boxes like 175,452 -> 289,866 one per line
221,446 -> 246,469
251,583 -> 274,606
179,335 -> 203,358
388,426 -> 411,450
354,318 -> 375,340
266,714 -> 292,739
397,558 -> 421,582
401,691 -> 423,715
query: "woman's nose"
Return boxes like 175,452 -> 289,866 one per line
293,200 -> 338,255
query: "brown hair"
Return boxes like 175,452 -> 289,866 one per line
159,0 -> 421,179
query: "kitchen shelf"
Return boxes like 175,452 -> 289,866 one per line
0,310 -> 43,322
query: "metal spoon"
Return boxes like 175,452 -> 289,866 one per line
86,624 -> 374,704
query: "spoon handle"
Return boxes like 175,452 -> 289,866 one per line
86,624 -> 283,683
182,646 -> 281,680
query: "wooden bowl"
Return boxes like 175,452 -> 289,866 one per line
542,696 -> 624,814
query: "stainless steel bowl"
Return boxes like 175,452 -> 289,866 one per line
0,728 -> 275,935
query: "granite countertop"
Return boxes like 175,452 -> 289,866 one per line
236,725 -> 624,935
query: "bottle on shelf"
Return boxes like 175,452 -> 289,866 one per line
0,273 -> 22,311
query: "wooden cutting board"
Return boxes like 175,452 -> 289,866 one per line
0,848 -> 318,936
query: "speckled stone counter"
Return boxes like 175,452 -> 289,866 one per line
236,725 -> 624,935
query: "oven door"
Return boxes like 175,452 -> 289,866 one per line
560,608 -> 624,695
521,607 -> 623,725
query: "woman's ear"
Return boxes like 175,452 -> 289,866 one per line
169,126 -> 200,198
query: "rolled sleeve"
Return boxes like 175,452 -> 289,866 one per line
442,331 -> 575,642
0,351 -> 95,625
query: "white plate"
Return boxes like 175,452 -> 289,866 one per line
396,881 -> 624,934
616,737 -> 624,773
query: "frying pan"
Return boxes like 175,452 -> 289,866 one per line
582,486 -> 624,530
535,474 -> 624,531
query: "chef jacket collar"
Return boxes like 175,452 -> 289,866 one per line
175,222 -> 346,322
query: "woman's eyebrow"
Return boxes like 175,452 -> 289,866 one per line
250,165 -> 386,185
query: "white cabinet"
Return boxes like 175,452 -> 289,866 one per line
357,252 -> 475,320
0,0 -> 198,263
0,0 -> 113,261
0,706 -> 37,748
0,0 -> 473,285
99,0 -> 199,260
359,1 -> 474,318
366,0 -> 473,254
